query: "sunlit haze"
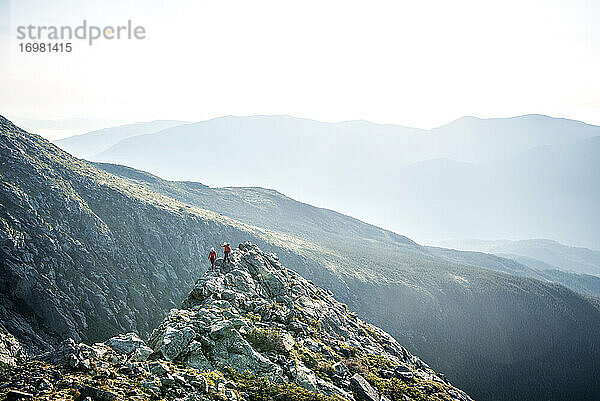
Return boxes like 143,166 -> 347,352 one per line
1,0 -> 599,139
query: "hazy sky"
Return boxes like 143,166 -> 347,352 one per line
1,0 -> 599,139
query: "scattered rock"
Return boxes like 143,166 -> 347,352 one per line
190,376 -> 209,393
75,384 -> 123,401
140,379 -> 161,397
149,361 -> 170,376
350,373 -> 380,401
332,361 -> 349,378
36,377 -> 53,392
105,332 -> 153,361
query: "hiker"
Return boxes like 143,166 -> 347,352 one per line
208,247 -> 217,271
221,242 -> 232,263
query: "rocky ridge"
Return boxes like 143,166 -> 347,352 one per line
0,243 -> 472,401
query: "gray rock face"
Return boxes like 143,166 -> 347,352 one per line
150,326 -> 196,361
351,373 -> 379,401
105,332 -> 153,361
0,324 -> 27,367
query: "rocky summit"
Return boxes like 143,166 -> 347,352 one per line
0,243 -> 471,401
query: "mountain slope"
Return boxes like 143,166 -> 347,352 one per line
54,120 -> 187,159
93,162 -> 416,248
426,246 -> 600,299
0,115 -> 311,355
94,162 -> 600,299
91,162 -> 600,401
4,116 -> 600,400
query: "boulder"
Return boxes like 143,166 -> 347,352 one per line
140,379 -> 161,397
185,341 -> 212,371
291,363 -> 318,392
152,326 -> 195,361
212,325 -> 280,376
393,363 -> 412,375
350,373 -> 380,401
105,332 -> 152,361
332,360 -> 349,378
278,331 -> 295,353
149,360 -> 170,376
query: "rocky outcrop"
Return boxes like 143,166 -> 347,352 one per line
0,243 -> 472,400
0,324 -> 26,367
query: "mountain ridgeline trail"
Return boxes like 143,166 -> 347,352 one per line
3,114 -> 600,401
0,242 -> 473,401
0,114 -> 312,354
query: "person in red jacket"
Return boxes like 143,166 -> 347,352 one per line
221,242 -> 232,263
208,247 -> 217,271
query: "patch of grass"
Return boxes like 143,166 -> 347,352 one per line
200,370 -> 226,387
290,342 -> 337,381
367,374 -> 456,401
344,348 -> 456,401
245,312 -> 262,322
224,367 -> 345,401
0,361 -> 11,374
305,318 -> 322,334
245,328 -> 290,354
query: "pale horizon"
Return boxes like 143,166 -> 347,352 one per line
6,111 -> 600,141
1,0 -> 600,139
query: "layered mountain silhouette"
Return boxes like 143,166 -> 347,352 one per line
63,114 -> 600,249
54,120 -> 187,159
3,115 -> 600,401
428,238 -> 600,277
382,136 -> 600,248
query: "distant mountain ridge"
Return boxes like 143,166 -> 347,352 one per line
80,113 -> 600,248
428,238 -> 600,277
54,120 -> 188,159
429,114 -> 600,162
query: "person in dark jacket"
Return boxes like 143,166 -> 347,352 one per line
220,242 -> 231,263
208,248 -> 217,271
